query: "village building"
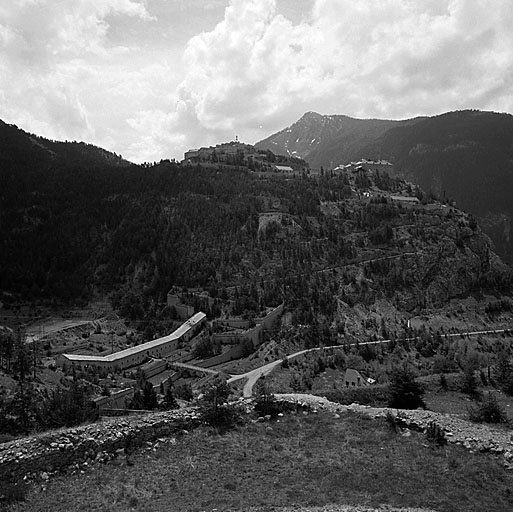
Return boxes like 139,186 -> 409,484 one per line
390,195 -> 421,205
166,292 -> 195,320
273,165 -> 294,174
343,368 -> 375,387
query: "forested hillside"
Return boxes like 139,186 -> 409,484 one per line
1,119 -> 512,342
258,110 -> 513,264
360,110 -> 513,262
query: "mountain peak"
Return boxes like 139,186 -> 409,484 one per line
300,111 -> 323,120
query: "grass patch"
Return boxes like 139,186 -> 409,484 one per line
7,411 -> 513,512
324,384 -> 390,407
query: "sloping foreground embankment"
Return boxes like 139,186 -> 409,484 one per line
275,393 -> 513,469
2,394 -> 513,485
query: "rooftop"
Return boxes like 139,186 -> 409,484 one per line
62,312 -> 206,363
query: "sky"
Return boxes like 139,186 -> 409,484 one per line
1,0 -> 513,163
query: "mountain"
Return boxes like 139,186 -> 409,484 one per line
361,110 -> 513,262
1,123 -> 511,339
0,119 -> 127,172
257,110 -> 513,263
255,111 -> 422,168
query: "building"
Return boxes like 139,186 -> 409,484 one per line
334,159 -> 393,172
166,292 -> 195,320
343,368 -> 375,387
57,312 -> 207,372
273,165 -> 294,174
183,141 -> 255,164
390,195 -> 420,205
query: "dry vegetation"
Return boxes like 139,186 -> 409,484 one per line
6,411 -> 513,512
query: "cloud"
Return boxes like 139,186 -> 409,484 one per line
0,0 -> 155,147
171,0 -> 513,156
2,0 -> 513,162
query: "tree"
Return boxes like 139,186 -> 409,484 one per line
495,350 -> 513,396
0,328 -> 15,370
388,366 -> 425,409
254,379 -> 280,418
142,381 -> 158,410
175,382 -> 193,401
198,376 -> 239,432
161,386 -> 179,410
13,328 -> 30,382
460,356 -> 480,398
44,382 -> 98,427
6,382 -> 42,433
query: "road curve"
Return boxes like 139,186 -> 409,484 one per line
228,327 -> 512,397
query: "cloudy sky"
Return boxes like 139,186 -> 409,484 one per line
1,0 -> 512,162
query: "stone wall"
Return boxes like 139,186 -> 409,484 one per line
0,409 -> 201,484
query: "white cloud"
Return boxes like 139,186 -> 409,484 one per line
0,0 -> 158,151
1,0 -> 513,162
171,0 -> 513,156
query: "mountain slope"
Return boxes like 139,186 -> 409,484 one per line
360,110 -> 513,261
0,119 -> 127,171
255,111 -> 421,168
258,109 -> 513,263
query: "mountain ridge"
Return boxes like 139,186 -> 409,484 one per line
257,109 -> 513,263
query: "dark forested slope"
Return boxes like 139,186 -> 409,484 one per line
1,119 -> 512,341
361,110 -> 513,262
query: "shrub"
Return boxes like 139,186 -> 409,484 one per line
325,385 -> 390,407
388,366 -> 425,409
0,481 -> 29,505
198,376 -> 242,433
384,410 -> 401,433
254,379 -> 281,418
468,393 -> 509,424
425,422 -> 447,447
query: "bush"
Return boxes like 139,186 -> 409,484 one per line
0,481 -> 29,505
384,410 -> 401,433
324,384 -> 390,407
468,393 -> 508,424
425,422 -> 447,447
198,376 -> 242,433
388,366 -> 425,409
254,379 -> 281,418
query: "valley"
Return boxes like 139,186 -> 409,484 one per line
2,115 -> 513,511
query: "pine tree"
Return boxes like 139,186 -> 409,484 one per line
388,365 -> 425,409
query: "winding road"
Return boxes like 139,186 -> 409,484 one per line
228,328 -> 512,397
